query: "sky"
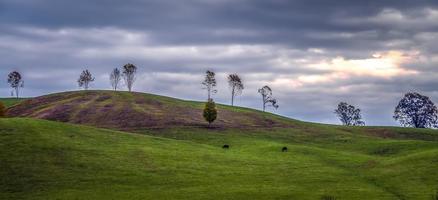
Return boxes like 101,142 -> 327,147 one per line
1,0 -> 438,126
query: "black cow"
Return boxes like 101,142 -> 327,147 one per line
282,147 -> 288,152
223,144 -> 230,149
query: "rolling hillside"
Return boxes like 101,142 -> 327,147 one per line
6,91 -> 294,130
0,98 -> 26,108
1,91 -> 438,199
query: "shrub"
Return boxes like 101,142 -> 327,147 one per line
203,99 -> 217,126
0,101 -> 6,117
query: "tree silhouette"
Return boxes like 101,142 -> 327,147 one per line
78,69 -> 95,90
7,71 -> 24,98
227,73 -> 244,106
110,68 -> 121,91
258,85 -> 278,112
394,92 -> 438,128
202,70 -> 217,100
122,63 -> 137,92
334,102 -> 365,126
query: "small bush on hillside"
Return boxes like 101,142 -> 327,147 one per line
0,102 -> 6,117
203,99 -> 217,126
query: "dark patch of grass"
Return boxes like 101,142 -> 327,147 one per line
372,147 -> 399,156
321,195 -> 337,200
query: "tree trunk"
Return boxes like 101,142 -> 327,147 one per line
15,87 -> 19,99
262,95 -> 266,112
231,86 -> 235,106
413,115 -> 419,128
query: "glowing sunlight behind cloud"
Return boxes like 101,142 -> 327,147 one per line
314,51 -> 418,77
294,51 -> 420,86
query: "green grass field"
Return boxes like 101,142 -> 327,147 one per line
1,118 -> 437,199
1,92 -> 438,199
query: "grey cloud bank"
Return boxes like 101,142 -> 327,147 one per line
1,0 -> 438,126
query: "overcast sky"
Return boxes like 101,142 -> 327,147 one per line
1,0 -> 438,126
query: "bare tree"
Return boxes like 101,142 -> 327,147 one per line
258,85 -> 279,112
110,68 -> 122,91
228,73 -> 244,106
7,71 -> 24,98
202,70 -> 217,100
334,102 -> 365,126
122,63 -> 137,92
394,92 -> 438,128
78,69 -> 95,90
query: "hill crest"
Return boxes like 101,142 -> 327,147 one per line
6,90 -> 295,130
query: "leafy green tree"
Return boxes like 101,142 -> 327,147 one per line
334,102 -> 365,126
394,92 -> 438,128
0,101 -> 6,117
203,99 -> 217,126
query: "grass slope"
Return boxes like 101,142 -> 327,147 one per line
6,90 -> 294,130
0,98 -> 26,108
1,118 -> 438,199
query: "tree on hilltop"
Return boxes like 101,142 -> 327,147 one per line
334,102 -> 365,126
227,73 -> 244,106
394,92 -> 438,128
122,63 -> 137,92
110,68 -> 121,91
258,85 -> 278,112
202,70 -> 217,100
7,71 -> 24,98
78,69 -> 95,90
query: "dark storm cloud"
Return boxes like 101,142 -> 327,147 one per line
1,0 -> 438,125
2,0 -> 438,49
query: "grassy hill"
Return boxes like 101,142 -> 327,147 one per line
6,90 -> 294,130
1,91 -> 438,199
0,98 -> 26,108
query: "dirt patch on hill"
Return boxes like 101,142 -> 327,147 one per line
361,127 -> 438,141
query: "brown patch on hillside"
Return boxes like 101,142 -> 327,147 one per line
6,91 -> 294,131
357,127 -> 438,141
365,128 -> 398,139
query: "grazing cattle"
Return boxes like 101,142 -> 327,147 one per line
282,147 -> 288,152
223,144 -> 229,149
